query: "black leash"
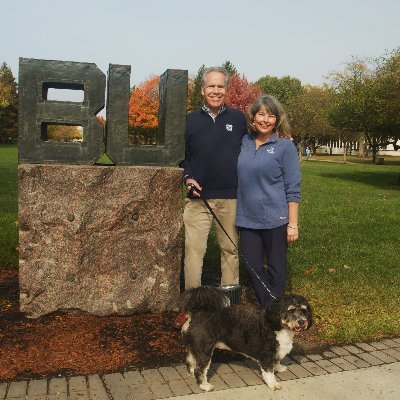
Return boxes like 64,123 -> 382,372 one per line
187,184 -> 276,301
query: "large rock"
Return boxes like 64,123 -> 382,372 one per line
18,164 -> 183,318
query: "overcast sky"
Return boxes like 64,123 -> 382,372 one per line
1,0 -> 399,87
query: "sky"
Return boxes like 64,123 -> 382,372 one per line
1,0 -> 400,88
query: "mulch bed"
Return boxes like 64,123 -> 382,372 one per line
0,269 -> 327,382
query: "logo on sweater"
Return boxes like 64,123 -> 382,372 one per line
225,124 -> 233,132
267,147 -> 275,154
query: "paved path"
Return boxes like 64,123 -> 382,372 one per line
166,362 -> 400,400
1,337 -> 399,400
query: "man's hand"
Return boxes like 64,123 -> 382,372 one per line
185,178 -> 202,197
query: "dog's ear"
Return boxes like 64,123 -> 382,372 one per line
264,298 -> 283,330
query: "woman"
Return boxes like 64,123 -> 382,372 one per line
236,94 -> 300,308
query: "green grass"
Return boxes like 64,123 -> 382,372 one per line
1,145 -> 400,343
286,161 -> 400,342
308,154 -> 400,166
0,145 -> 18,268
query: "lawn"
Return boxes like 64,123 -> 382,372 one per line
0,145 -> 18,269
305,153 -> 400,166
287,161 -> 400,342
1,145 -> 399,344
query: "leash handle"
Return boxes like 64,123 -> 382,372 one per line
200,197 -> 277,301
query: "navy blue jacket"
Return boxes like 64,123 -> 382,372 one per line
236,133 -> 301,229
181,107 -> 247,199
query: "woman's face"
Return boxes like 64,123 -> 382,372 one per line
253,105 -> 277,136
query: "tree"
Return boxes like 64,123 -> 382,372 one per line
255,75 -> 303,108
46,125 -> 82,142
372,49 -> 400,152
289,85 -> 336,158
225,74 -> 261,114
128,76 -> 160,144
221,60 -> 238,76
188,65 -> 205,112
327,61 -> 372,161
327,57 -> 395,162
0,63 -> 18,143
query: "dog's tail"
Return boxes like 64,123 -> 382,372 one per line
180,286 -> 230,314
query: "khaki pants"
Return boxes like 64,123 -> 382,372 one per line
183,198 -> 239,289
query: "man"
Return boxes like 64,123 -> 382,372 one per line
175,66 -> 247,327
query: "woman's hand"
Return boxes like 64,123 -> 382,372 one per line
287,225 -> 299,243
287,202 -> 299,243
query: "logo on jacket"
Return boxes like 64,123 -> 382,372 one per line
225,124 -> 233,132
267,147 -> 275,154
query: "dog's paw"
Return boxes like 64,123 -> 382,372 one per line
275,363 -> 288,373
262,370 -> 282,391
269,382 -> 282,391
199,382 -> 214,392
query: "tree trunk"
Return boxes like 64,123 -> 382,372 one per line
343,142 -> 347,163
298,139 -> 304,161
372,146 -> 377,163
358,133 -> 366,158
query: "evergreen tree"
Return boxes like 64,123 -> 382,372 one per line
188,64 -> 205,112
221,60 -> 238,76
0,63 -> 18,143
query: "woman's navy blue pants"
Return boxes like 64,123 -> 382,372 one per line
239,225 -> 288,308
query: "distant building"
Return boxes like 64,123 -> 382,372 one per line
315,139 -> 400,157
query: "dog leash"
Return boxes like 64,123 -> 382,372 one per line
187,184 -> 277,301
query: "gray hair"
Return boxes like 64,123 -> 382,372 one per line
201,67 -> 230,88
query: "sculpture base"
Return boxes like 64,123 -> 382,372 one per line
18,164 -> 183,318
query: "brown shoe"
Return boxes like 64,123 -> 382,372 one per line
173,311 -> 188,329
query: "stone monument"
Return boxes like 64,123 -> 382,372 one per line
18,58 -> 188,318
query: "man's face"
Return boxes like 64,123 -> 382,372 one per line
201,71 -> 227,114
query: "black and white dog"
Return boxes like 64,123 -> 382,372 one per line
180,286 -> 313,391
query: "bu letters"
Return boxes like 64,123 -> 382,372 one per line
18,58 -> 188,166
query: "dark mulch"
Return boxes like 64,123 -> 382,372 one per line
0,269 -> 328,382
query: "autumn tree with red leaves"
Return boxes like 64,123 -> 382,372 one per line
128,76 -> 160,144
225,74 -> 262,114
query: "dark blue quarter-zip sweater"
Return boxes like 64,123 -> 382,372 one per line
181,107 -> 247,199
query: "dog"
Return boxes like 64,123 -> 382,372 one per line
180,286 -> 312,391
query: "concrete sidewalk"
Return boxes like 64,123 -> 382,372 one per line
1,337 -> 400,400
166,362 -> 400,399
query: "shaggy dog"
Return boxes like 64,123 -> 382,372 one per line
180,286 -> 312,391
